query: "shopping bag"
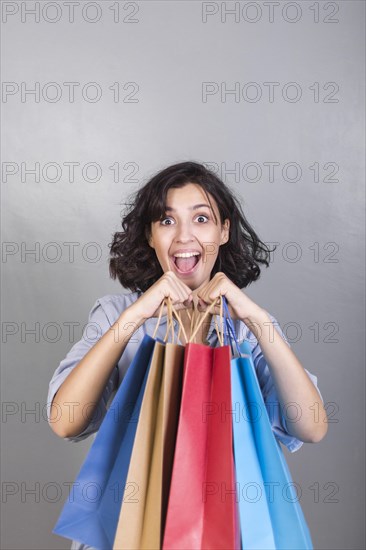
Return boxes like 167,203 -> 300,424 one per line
163,297 -> 240,550
144,342 -> 185,545
113,337 -> 185,549
231,350 -> 276,549
202,344 -> 240,549
53,333 -> 155,549
222,297 -> 313,550
53,300 -> 174,550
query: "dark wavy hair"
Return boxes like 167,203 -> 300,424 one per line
109,161 -> 274,293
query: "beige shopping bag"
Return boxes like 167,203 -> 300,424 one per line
140,342 -> 185,549
113,299 -> 186,550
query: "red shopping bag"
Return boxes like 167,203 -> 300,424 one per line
202,345 -> 240,550
162,298 -> 240,550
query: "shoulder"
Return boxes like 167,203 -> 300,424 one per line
90,290 -> 141,327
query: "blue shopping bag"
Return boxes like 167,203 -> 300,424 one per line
53,333 -> 160,549
221,297 -> 313,550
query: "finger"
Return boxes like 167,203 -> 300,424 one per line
183,297 -> 194,309
179,284 -> 194,305
174,281 -> 190,306
171,277 -> 193,305
164,278 -> 188,307
198,298 -> 222,316
197,299 -> 205,311
197,298 -> 211,313
196,278 -> 215,299
172,273 -> 194,300
176,300 -> 195,315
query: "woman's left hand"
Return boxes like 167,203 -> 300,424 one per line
194,272 -> 264,321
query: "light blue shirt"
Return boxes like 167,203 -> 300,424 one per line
48,291 -> 324,550
47,290 -> 323,455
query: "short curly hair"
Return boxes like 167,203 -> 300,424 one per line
109,161 -> 274,293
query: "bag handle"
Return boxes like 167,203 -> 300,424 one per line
189,295 -> 225,346
152,296 -> 188,344
223,296 -> 252,357
152,294 -> 250,354
221,297 -> 244,357
190,295 -> 250,357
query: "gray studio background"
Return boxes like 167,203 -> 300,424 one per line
1,1 -> 365,549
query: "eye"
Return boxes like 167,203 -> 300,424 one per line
160,216 -> 174,226
195,214 -> 209,223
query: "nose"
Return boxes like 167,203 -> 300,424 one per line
174,220 -> 195,243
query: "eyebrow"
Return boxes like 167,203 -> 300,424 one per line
164,204 -> 212,212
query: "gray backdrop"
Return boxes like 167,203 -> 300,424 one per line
1,1 -> 365,549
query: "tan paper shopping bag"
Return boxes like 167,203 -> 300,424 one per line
140,343 -> 184,549
112,341 -> 164,550
113,300 -> 186,550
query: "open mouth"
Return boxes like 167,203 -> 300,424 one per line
171,253 -> 201,275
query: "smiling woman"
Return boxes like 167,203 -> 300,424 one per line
147,184 -> 230,288
48,160 -> 327,550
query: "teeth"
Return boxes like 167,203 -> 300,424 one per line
174,252 -> 200,258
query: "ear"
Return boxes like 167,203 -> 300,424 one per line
220,219 -> 230,244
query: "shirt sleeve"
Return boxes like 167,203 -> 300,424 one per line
245,312 -> 324,453
46,298 -> 119,443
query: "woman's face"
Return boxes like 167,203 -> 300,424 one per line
148,183 -> 230,291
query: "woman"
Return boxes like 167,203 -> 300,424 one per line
47,161 -> 327,549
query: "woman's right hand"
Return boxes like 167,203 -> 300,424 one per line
128,271 -> 195,321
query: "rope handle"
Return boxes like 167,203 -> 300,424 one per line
151,294 -> 251,357
189,295 -> 224,346
222,297 -> 253,358
152,297 -> 187,343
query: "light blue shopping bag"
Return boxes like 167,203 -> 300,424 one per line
221,297 -> 313,550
